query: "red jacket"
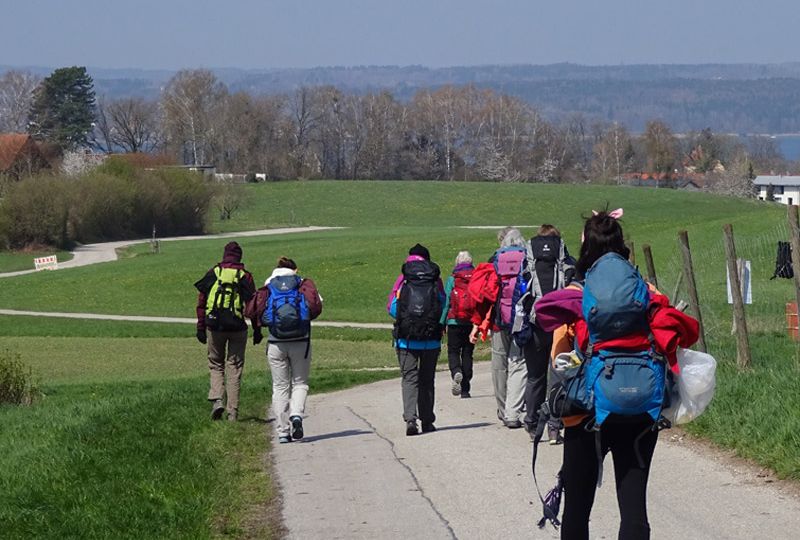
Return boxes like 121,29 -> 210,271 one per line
570,293 -> 699,374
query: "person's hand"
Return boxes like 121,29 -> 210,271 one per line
253,328 -> 263,345
196,329 -> 207,344
469,325 -> 479,344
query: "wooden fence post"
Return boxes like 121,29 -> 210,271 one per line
626,240 -> 636,265
723,224 -> 752,369
678,230 -> 707,352
642,244 -> 658,288
787,205 -> 800,324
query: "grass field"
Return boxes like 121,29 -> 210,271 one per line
1,180 -> 798,538
0,249 -> 72,273
0,331 -> 402,538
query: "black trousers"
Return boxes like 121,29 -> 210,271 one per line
561,420 -> 659,540
396,348 -> 439,425
523,326 -> 555,430
447,324 -> 474,394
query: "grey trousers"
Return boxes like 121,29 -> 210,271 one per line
397,348 -> 439,425
207,329 -> 247,413
268,341 -> 312,437
491,330 -> 527,423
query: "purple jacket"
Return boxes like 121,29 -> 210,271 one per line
534,287 -> 583,332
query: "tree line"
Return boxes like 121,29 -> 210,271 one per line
0,67 -> 791,192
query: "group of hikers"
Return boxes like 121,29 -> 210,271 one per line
194,242 -> 322,443
194,209 -> 700,539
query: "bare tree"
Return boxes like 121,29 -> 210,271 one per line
0,70 -> 39,132
162,69 -> 227,165
643,120 -> 678,173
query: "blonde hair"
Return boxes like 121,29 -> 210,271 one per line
454,251 -> 473,266
498,227 -> 525,248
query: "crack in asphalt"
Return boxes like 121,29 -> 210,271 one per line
345,405 -> 458,540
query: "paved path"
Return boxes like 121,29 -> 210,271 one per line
0,308 -> 392,330
0,226 -> 342,279
273,362 -> 800,540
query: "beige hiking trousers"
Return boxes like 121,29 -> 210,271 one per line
268,341 -> 312,437
208,329 -> 247,413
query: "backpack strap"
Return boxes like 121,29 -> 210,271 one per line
531,404 -> 564,530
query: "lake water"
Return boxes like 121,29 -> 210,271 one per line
775,135 -> 800,161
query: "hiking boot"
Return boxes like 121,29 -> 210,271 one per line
406,420 -> 419,436
548,427 -> 564,445
451,372 -> 463,396
290,415 -> 304,441
504,419 -> 523,429
278,435 -> 291,444
421,423 -> 437,433
211,399 -> 225,420
227,410 -> 238,422
460,392 -> 471,399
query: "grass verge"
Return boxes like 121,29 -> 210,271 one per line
0,336 -> 402,539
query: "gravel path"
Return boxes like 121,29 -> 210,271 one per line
0,226 -> 342,279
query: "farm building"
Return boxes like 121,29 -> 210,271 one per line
0,133 -> 51,179
754,175 -> 800,205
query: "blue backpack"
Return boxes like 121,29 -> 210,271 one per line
262,275 -> 311,339
582,252 -> 668,427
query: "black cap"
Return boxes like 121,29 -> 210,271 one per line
409,243 -> 430,260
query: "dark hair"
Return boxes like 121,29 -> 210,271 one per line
277,256 -> 297,270
537,224 -> 560,237
575,212 -> 629,277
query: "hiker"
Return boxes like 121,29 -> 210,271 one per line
441,251 -> 476,398
521,225 -> 575,444
469,227 -> 528,428
534,211 -> 699,539
247,257 -> 322,444
387,243 -> 446,436
194,241 -> 259,422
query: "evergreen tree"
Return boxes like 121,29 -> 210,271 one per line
28,66 -> 96,150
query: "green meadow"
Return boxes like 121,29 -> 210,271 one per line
1,180 -> 798,538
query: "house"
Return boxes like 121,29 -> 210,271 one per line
753,175 -> 800,205
0,133 -> 51,179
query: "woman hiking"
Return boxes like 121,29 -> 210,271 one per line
247,257 -> 322,444
441,251 -> 476,398
387,243 -> 446,435
535,210 -> 699,539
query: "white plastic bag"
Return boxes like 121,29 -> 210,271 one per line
663,348 -> 717,425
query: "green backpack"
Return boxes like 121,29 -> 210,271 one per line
205,266 -> 244,330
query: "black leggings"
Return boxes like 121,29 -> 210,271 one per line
560,420 -> 659,540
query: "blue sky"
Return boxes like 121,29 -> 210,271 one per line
0,0 -> 797,69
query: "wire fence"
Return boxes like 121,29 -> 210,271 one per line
642,217 -> 799,369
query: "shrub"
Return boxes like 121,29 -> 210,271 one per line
0,166 -> 215,249
0,175 -> 70,249
0,350 -> 39,405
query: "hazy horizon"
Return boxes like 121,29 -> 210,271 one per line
0,0 -> 798,70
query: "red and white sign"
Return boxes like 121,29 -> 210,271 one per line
34,255 -> 58,271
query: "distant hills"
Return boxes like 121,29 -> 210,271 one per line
5,62 -> 800,133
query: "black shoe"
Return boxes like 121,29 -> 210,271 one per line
290,415 -> 304,440
421,423 -> 437,433
406,420 -> 419,436
460,392 -> 471,399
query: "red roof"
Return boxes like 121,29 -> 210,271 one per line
0,133 -> 33,171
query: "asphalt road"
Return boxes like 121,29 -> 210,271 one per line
273,361 -> 800,540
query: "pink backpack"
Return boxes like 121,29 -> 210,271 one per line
493,246 -> 526,329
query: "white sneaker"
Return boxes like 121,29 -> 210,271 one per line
451,372 -> 463,396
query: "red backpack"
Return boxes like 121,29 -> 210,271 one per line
447,268 -> 475,322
